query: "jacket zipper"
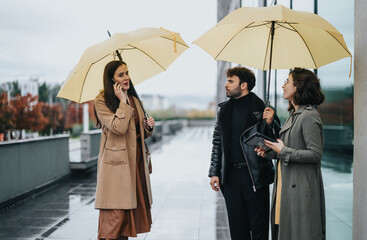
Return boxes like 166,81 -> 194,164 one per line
240,125 -> 257,192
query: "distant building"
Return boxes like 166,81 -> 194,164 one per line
20,79 -> 38,106
140,94 -> 170,111
20,79 -> 38,98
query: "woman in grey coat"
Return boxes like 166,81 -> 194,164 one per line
257,68 -> 326,240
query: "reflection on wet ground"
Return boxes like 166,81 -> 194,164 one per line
0,174 -> 98,240
0,127 -> 353,240
322,150 -> 353,240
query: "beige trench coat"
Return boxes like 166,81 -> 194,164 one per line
94,91 -> 153,209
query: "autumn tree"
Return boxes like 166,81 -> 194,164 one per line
0,92 -> 14,137
11,94 -> 48,138
65,102 -> 83,130
40,103 -> 64,135
27,101 -> 48,133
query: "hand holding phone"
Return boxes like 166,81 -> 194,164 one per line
112,79 -> 127,103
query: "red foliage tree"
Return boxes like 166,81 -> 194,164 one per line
28,102 -> 48,132
11,94 -> 48,138
40,103 -> 64,134
0,92 -> 14,136
64,102 -> 83,130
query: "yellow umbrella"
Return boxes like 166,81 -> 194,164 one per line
57,27 -> 189,103
193,4 -> 352,104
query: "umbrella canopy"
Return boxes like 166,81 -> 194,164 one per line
194,4 -> 352,106
57,27 -> 189,103
194,4 -> 351,71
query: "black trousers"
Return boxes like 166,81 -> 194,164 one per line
221,166 -> 269,240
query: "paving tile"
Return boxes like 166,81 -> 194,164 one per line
27,209 -> 69,219
0,227 -> 44,238
145,226 -> 199,240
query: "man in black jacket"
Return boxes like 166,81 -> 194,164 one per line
209,67 -> 280,240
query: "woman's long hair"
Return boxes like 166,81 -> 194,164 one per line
95,60 -> 140,128
287,68 -> 325,112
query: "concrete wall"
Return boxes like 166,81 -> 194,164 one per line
0,135 -> 70,206
354,0 -> 367,239
80,129 -> 101,162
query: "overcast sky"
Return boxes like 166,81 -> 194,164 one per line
0,0 -> 355,103
0,0 -> 217,98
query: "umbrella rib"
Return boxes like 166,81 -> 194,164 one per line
262,25 -> 272,70
214,21 -> 261,60
122,45 -> 167,71
245,22 -> 269,28
78,53 -> 112,102
286,22 -> 318,68
276,22 -> 297,32
324,30 -> 352,56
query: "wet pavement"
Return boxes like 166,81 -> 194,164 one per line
0,126 -> 353,240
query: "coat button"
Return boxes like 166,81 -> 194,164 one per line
120,114 -> 125,118
292,184 -> 296,188
112,146 -> 116,150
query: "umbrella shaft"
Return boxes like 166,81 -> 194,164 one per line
266,21 -> 276,107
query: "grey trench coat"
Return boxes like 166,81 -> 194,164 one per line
271,105 -> 326,240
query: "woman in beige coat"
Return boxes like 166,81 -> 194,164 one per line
94,60 -> 155,240
257,68 -> 326,240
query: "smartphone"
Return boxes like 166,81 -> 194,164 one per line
111,78 -> 116,84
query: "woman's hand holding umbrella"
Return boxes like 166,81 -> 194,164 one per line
145,116 -> 155,132
263,107 -> 275,125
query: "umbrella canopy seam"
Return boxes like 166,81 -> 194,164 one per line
214,21 -> 257,60
286,22 -> 318,69
79,53 -> 114,102
324,30 -> 352,56
323,29 -> 352,76
120,46 -> 167,71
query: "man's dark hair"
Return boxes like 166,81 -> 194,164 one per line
226,66 -> 256,91
288,67 -> 325,111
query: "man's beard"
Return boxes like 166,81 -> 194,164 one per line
226,86 -> 242,99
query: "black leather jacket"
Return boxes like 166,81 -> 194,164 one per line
209,92 -> 281,191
